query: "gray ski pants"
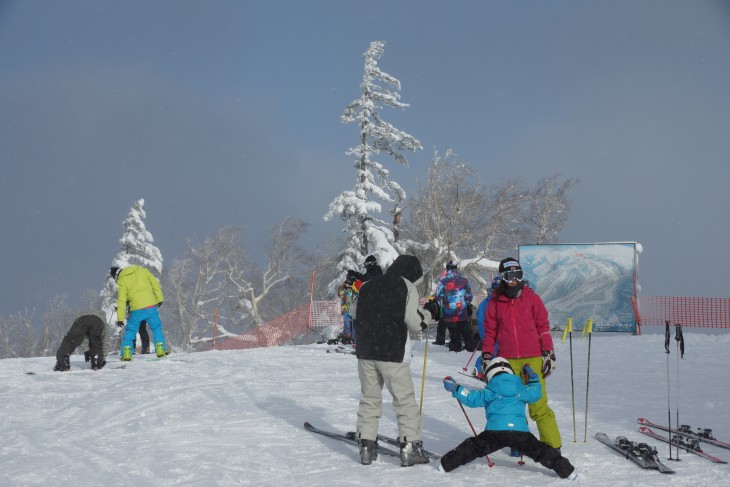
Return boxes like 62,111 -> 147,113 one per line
356,359 -> 423,443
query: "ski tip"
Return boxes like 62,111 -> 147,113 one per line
304,421 -> 313,428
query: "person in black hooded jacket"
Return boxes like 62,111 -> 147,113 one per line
351,254 -> 431,468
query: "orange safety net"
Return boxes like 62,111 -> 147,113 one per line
632,296 -> 730,329
210,292 -> 491,351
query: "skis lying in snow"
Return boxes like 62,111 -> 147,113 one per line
303,421 -> 401,459
325,345 -> 356,355
26,365 -> 126,375
346,431 -> 441,460
594,432 -> 675,473
637,418 -> 730,451
638,427 -> 727,463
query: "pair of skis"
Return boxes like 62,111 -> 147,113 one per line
303,421 -> 441,462
594,432 -> 675,473
25,364 -> 127,375
325,345 -> 356,355
637,418 -> 728,464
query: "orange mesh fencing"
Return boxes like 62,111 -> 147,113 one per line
632,296 -> 730,329
210,303 -> 312,351
210,292 -> 491,351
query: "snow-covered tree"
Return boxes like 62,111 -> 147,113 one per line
527,174 -> 578,245
403,149 -> 490,290
403,150 -> 578,292
100,199 -> 163,350
324,40 -> 422,294
165,218 -> 309,350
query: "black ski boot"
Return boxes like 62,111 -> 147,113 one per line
697,428 -> 715,440
91,356 -> 106,370
53,355 -> 71,372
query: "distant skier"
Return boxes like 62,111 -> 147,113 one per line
361,254 -> 383,282
439,357 -> 576,479
337,269 -> 362,344
110,265 -> 169,360
54,311 -> 107,371
432,260 -> 475,352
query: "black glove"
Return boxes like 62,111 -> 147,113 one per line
480,352 -> 493,377
116,321 -> 125,329
84,351 -> 91,363
542,350 -> 556,378
157,301 -> 163,308
423,300 -> 440,321
466,303 -> 474,317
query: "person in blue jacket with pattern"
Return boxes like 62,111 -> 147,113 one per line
433,261 -> 475,352
438,357 -> 576,479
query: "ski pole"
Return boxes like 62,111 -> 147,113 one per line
463,347 -> 479,372
457,400 -> 494,467
562,318 -> 576,442
664,320 -> 675,460
582,319 -> 593,442
674,322 -> 684,461
419,323 -> 429,415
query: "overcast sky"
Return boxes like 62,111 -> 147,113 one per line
1,0 -> 729,315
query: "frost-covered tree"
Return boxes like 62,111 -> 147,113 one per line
403,150 -> 578,292
165,218 -> 308,350
403,149 -> 490,290
324,40 -> 422,294
100,199 -> 163,350
527,174 -> 578,245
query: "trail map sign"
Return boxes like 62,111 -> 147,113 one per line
518,242 -> 639,333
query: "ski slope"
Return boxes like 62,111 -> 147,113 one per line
1,331 -> 728,486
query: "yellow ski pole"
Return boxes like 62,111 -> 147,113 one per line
419,323 -> 429,415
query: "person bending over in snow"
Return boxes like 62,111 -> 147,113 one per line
54,311 -> 107,371
439,357 -> 576,480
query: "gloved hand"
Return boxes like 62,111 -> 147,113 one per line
157,301 -> 163,308
443,376 -> 458,393
480,352 -> 493,377
467,303 -> 473,317
116,321 -> 125,329
84,351 -> 91,363
423,300 -> 440,321
522,364 -> 539,383
541,350 -> 556,378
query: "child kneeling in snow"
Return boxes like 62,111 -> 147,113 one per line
439,357 -> 576,480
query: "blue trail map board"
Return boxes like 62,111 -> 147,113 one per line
518,243 -> 638,333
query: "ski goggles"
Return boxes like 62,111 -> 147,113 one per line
500,269 -> 524,283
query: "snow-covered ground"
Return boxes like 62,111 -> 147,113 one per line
1,330 -> 729,486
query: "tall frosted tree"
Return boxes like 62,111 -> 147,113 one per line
324,40 -> 422,292
100,199 -> 163,326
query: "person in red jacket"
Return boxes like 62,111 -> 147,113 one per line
480,257 -> 561,449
